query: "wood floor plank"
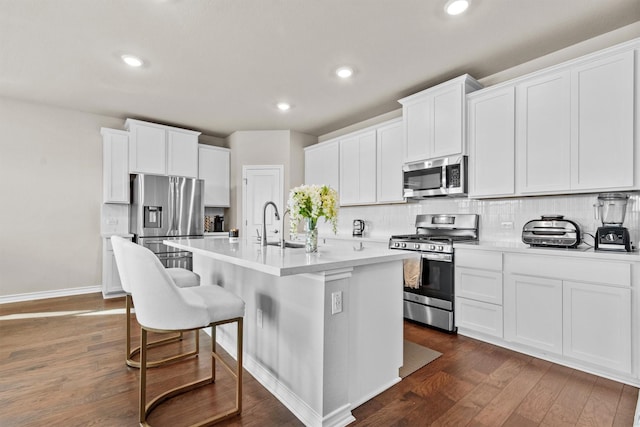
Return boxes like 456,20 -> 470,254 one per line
1,293 -> 638,427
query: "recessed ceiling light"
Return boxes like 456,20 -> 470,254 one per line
121,54 -> 144,67
277,102 -> 291,111
444,0 -> 470,15
336,66 -> 354,79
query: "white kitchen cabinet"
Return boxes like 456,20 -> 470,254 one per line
125,119 -> 200,177
399,74 -> 482,163
455,249 -> 504,338
563,280 -> 631,374
570,50 -> 635,191
467,85 -> 516,198
101,128 -> 129,204
198,144 -> 230,207
339,130 -> 377,205
376,119 -> 404,203
504,273 -> 564,355
304,139 -> 340,192
167,129 -> 199,178
516,70 -> 571,194
102,235 -> 131,298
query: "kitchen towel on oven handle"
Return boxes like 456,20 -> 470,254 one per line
403,256 -> 422,289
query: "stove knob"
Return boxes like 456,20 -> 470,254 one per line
414,244 -> 420,249
394,242 -> 400,248
429,245 -> 436,251
401,243 -> 407,248
438,245 -> 444,251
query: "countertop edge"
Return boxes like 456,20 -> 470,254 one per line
454,241 -> 640,261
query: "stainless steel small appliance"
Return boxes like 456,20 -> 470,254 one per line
594,193 -> 632,252
403,155 -> 468,199
389,213 -> 479,332
353,219 -> 365,237
522,215 -> 581,248
130,174 -> 204,269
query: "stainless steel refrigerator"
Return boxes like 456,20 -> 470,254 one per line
130,174 -> 204,270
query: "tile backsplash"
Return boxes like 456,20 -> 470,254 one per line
333,193 -> 640,246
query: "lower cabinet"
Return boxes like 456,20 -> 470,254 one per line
504,274 -> 563,355
455,247 -> 635,380
563,280 -> 631,374
102,236 -> 130,298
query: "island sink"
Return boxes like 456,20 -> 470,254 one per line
266,240 -> 305,249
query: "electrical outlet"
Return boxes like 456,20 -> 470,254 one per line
331,291 -> 343,315
257,308 -> 263,328
501,221 -> 514,229
106,218 -> 118,225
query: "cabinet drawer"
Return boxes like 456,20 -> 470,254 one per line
455,297 -> 503,338
456,267 -> 502,305
456,249 -> 502,270
504,253 -> 630,287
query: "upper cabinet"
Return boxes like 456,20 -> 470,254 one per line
399,74 -> 482,163
468,86 -> 516,198
125,119 -> 200,178
516,70 -> 572,194
101,128 -> 130,204
468,42 -> 639,198
305,118 -> 404,206
339,130 -> 377,205
198,144 -> 230,207
570,50 -> 635,191
304,140 -> 340,192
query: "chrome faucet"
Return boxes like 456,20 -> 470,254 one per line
281,209 -> 290,248
261,201 -> 280,246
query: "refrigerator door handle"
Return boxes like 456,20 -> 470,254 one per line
167,177 -> 175,234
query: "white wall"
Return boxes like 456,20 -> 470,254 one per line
0,97 -> 122,298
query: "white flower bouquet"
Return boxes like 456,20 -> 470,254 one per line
288,184 -> 339,234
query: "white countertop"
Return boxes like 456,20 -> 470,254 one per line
454,240 -> 640,261
164,237 -> 412,277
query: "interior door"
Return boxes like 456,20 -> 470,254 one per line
242,165 -> 284,242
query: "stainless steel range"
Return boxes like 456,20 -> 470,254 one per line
389,214 -> 479,332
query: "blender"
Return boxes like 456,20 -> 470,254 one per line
594,193 -> 632,252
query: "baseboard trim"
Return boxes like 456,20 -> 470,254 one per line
0,286 -> 102,305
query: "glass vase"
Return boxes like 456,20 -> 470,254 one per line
304,218 -> 318,253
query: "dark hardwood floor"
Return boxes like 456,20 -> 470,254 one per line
0,293 -> 636,426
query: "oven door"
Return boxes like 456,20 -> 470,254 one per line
404,252 -> 454,309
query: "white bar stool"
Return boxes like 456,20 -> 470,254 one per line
112,236 -> 245,426
113,237 -> 201,368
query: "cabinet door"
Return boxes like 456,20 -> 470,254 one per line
101,128 -> 129,204
198,145 -> 230,207
468,86 -> 515,197
128,123 -> 166,175
339,131 -> 376,205
403,100 -> 431,162
504,274 -> 563,355
563,281 -> 631,374
376,121 -> 404,203
456,267 -> 502,305
167,130 -> 198,178
305,140 -> 340,192
456,297 -> 503,338
570,51 -> 635,190
517,71 -> 571,194
431,83 -> 463,158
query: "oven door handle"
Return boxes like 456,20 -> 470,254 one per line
421,252 -> 453,262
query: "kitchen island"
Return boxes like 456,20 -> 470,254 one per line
164,237 -> 413,427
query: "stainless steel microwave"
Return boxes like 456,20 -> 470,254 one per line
403,155 -> 468,198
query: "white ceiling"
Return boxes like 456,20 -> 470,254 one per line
1,0 -> 639,137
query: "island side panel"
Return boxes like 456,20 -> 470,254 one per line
347,260 -> 404,408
